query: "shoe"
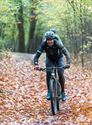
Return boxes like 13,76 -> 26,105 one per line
61,92 -> 67,101
46,92 -> 51,100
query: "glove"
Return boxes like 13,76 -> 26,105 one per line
66,64 -> 70,68
34,65 -> 40,70
64,64 -> 70,69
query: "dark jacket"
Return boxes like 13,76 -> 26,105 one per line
34,39 -> 71,65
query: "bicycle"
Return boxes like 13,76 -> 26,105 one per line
39,64 -> 70,115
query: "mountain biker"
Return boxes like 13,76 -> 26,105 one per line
34,31 -> 71,101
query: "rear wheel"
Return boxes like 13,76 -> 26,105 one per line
50,78 -> 57,115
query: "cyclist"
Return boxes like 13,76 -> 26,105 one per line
34,31 -> 71,101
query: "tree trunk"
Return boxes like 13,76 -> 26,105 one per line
0,23 -> 5,39
27,0 -> 38,53
27,14 -> 36,53
17,0 -> 25,52
67,0 -> 78,60
80,0 -> 84,67
33,32 -> 42,53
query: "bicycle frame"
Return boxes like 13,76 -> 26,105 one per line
39,64 -> 70,115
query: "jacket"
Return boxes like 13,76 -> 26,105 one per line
34,39 -> 71,65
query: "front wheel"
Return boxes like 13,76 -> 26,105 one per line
57,82 -> 61,111
50,78 -> 57,115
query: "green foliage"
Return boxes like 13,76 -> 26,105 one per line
0,0 -> 92,56
0,0 -> 19,50
35,0 -> 90,41
0,0 -> 18,24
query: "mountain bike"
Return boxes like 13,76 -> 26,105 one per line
40,64 -> 69,115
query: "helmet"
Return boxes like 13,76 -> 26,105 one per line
50,28 -> 57,33
45,31 -> 55,40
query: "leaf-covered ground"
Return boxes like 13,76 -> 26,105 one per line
0,52 -> 92,125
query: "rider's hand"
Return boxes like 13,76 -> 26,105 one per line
64,64 -> 70,69
66,64 -> 70,68
34,65 -> 40,70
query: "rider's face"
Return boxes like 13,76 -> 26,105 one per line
47,39 -> 54,46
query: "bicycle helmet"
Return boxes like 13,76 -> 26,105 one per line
45,31 -> 55,40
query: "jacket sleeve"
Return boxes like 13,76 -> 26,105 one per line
55,39 -> 71,64
62,47 -> 71,64
34,42 -> 46,65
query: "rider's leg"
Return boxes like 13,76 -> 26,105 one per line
58,71 -> 67,101
46,57 -> 54,100
58,71 -> 65,93
57,57 -> 67,101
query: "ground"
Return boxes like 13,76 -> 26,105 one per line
0,52 -> 92,125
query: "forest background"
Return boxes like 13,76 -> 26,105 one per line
0,0 -> 92,67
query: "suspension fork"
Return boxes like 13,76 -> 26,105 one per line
50,69 -> 58,98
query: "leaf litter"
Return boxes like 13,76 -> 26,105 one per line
0,52 -> 92,125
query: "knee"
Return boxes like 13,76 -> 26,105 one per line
58,68 -> 64,74
58,72 -> 65,83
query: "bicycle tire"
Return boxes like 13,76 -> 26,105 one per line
57,82 -> 61,111
50,78 -> 57,115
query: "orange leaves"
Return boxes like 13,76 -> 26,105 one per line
0,53 -> 92,124
0,76 -> 5,82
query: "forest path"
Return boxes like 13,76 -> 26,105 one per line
0,52 -> 92,125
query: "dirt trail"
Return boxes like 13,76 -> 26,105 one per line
0,52 -> 92,125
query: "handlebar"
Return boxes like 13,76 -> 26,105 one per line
39,64 -> 70,71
